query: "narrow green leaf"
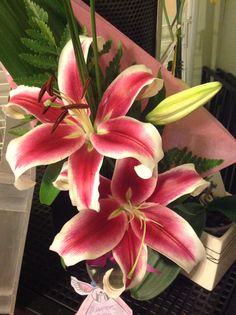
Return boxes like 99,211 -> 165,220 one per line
39,161 -> 64,205
207,195 -> 236,223
131,249 -> 180,300
8,128 -> 29,137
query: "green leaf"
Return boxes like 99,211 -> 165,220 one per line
171,202 -> 206,236
98,39 -> 112,56
104,42 -> 123,89
39,161 -> 64,205
141,85 -> 166,120
207,195 -> 236,223
58,24 -> 70,53
24,0 -> 48,24
19,53 -> 57,70
14,73 -> 50,87
9,115 -> 35,130
126,100 -> 142,120
8,128 -> 29,137
21,37 -> 58,55
131,249 -> 180,300
159,147 -> 223,174
33,18 -> 56,48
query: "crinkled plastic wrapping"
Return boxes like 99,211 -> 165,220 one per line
72,0 -> 236,177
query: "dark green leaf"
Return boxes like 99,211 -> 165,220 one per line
58,24 -> 70,53
141,85 -> 166,120
39,161 -> 64,205
159,147 -> 223,174
33,18 -> 56,48
126,100 -> 142,120
207,195 -> 236,223
104,42 -> 123,89
131,249 -> 180,300
21,37 -> 57,55
24,0 -> 48,24
98,39 -> 112,56
19,53 -> 57,70
14,73 -> 50,86
172,202 -> 206,236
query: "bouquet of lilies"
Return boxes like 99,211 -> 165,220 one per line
2,0 -> 236,307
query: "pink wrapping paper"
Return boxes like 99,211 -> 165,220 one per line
71,0 -> 236,176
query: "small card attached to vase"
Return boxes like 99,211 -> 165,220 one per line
71,277 -> 133,315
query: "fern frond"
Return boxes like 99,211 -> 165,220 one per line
21,38 -> 58,55
160,147 -> 223,174
104,42 -> 123,88
19,53 -> 57,70
24,0 -> 48,24
99,39 -> 112,56
32,18 -> 56,49
14,73 -> 50,86
58,24 -> 70,53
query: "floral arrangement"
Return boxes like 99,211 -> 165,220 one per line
1,0 -> 236,312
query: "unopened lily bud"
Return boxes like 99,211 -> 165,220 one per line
146,81 -> 222,125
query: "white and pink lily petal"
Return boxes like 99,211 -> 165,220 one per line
131,205 -> 205,273
95,64 -> 163,124
148,163 -> 210,205
68,145 -> 103,211
91,117 -> 163,179
50,199 -> 128,266
58,36 -> 105,105
4,85 -> 64,123
6,123 -> 85,190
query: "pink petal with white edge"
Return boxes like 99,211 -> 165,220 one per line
111,158 -> 157,205
149,164 -> 209,206
6,123 -> 85,190
91,116 -> 163,179
50,199 -> 128,266
113,226 -> 148,289
95,64 -> 163,124
53,161 -> 69,191
58,37 -> 104,104
132,205 -> 205,273
4,85 -> 63,123
68,144 -> 103,211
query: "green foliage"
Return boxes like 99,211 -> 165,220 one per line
19,53 -> 57,70
58,24 -> 70,53
131,249 -> 180,300
141,84 -> 166,120
98,39 -> 112,56
39,161 -> 64,205
104,42 -> 123,89
160,147 -> 223,174
207,195 -> 236,223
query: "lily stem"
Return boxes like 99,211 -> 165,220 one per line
90,0 -> 102,102
63,0 -> 95,121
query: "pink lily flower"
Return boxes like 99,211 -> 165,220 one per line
5,36 -> 163,211
50,158 -> 208,298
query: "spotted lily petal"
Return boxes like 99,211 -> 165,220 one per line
58,36 -> 104,104
95,65 -> 163,124
131,205 -> 205,273
146,82 -> 222,125
6,123 -> 85,190
68,144 -> 103,211
111,158 -> 157,205
91,116 -> 163,179
4,85 -> 63,123
149,164 -> 209,205
50,199 -> 128,266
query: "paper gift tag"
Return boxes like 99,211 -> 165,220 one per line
71,277 -> 133,315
